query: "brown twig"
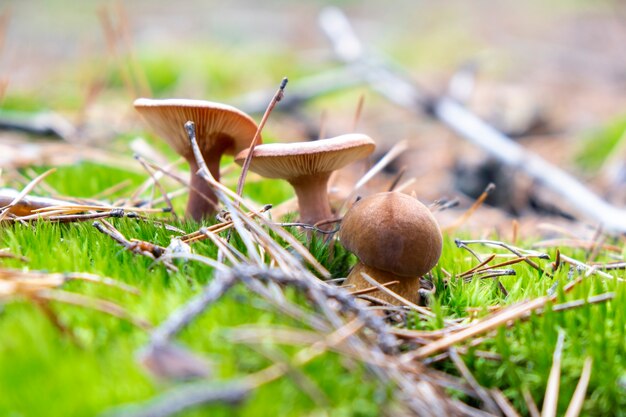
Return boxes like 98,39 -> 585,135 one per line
319,6 -> 626,233
236,78 -> 287,198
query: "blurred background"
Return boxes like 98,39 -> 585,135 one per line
2,0 -> 626,234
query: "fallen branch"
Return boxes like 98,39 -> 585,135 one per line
318,7 -> 626,233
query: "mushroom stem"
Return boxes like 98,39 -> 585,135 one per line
187,156 -> 221,221
290,174 -> 333,227
345,262 -> 423,305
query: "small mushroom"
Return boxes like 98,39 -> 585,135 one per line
340,191 -> 443,305
234,134 -> 375,227
134,98 -> 259,221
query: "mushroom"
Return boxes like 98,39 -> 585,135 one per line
340,191 -> 443,305
234,134 -> 375,227
134,98 -> 259,221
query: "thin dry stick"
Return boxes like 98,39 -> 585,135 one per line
236,77 -> 288,197
113,1 -> 151,97
359,271 -> 436,318
352,93 -> 366,131
249,345 -> 330,407
559,254 -> 617,280
348,280 -> 399,296
448,347 -> 501,415
393,177 -> 417,193
490,388 -> 522,417
38,289 -> 152,330
116,320 -> 364,417
522,388 -> 541,417
134,155 -> 178,220
318,109 -> 328,140
185,126 -> 331,277
388,165 -> 407,192
459,254 -> 497,277
139,150 -> 330,278
444,183 -> 495,232
541,330 -> 565,417
456,239 -> 548,274
148,271 -> 238,348
98,6 -> 136,97
563,357 -> 593,417
92,179 -> 133,200
347,140 -> 409,203
404,297 -> 549,360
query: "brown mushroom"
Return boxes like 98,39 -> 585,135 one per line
340,191 -> 443,305
234,134 -> 375,227
134,98 -> 259,221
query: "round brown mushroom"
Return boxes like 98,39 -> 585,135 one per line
134,98 -> 259,221
340,191 -> 443,305
234,134 -> 375,227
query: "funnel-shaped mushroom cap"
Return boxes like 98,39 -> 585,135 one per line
134,98 -> 259,158
340,192 -> 443,277
234,134 -> 375,180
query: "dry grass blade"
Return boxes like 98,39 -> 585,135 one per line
158,252 -> 231,273
248,345 -> 330,408
522,388 -> 541,417
404,297 -> 549,360
459,254 -> 497,277
448,347 -> 501,415
351,93 -> 366,130
463,256 -> 531,278
32,204 -> 166,214
148,271 -> 238,348
112,320 -> 364,417
227,325 -> 325,346
134,155 -> 178,219
541,330 -> 565,417
456,238 -> 548,273
0,250 -> 29,263
341,140 -> 409,212
92,179 -> 133,200
180,204 -> 272,244
37,289 -> 152,330
563,357 -> 593,417
444,183 -> 494,232
490,388 -> 522,417
559,254 -> 619,281
359,271 -> 436,318
66,272 -> 141,294
0,168 -> 57,221
348,280 -> 399,295
184,124 -> 330,276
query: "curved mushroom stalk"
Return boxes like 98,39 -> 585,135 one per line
234,134 -> 376,228
345,262 -> 425,305
187,159 -> 220,222
290,174 -> 333,227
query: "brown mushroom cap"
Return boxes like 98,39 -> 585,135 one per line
340,192 -> 443,277
233,134 -> 375,180
133,98 -> 259,158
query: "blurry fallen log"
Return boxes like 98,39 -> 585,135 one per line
0,110 -> 76,140
0,188 -> 78,216
236,66 -> 366,115
319,7 -> 626,233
